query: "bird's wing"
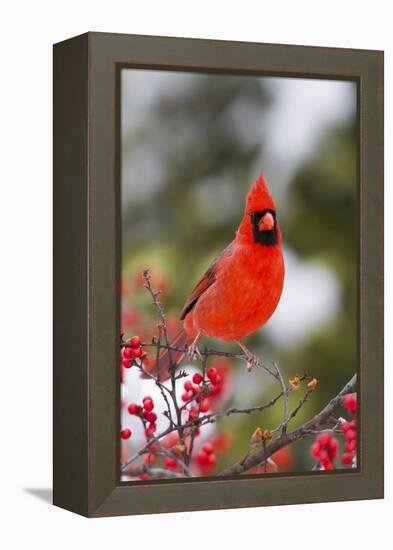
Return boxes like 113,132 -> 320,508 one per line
179,243 -> 234,320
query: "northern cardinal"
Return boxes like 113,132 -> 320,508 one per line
153,174 -> 284,379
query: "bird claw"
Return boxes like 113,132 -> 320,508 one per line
245,354 -> 261,372
237,342 -> 261,372
186,342 -> 202,361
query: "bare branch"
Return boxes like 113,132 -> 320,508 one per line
218,374 -> 357,476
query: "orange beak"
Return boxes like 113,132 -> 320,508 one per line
258,212 -> 275,231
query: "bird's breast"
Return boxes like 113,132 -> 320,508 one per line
192,244 -> 284,341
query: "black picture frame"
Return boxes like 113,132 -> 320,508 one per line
53,32 -> 384,517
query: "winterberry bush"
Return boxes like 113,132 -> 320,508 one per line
120,270 -> 357,480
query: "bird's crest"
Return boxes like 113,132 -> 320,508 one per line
245,174 -> 276,213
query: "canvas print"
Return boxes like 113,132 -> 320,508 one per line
119,70 -> 358,482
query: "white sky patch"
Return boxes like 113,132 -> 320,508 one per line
263,77 -> 356,162
260,77 -> 356,192
264,248 -> 340,348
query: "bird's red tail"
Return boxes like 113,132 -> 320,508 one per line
141,328 -> 191,381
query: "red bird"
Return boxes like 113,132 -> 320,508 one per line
156,174 -> 284,378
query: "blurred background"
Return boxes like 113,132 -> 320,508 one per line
120,69 -> 357,477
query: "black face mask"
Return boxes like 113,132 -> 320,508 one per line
249,209 -> 278,246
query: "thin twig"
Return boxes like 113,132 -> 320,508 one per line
272,361 -> 289,436
187,348 -> 209,464
288,388 -> 315,423
143,270 -> 186,453
142,342 -> 268,365
159,448 -> 193,477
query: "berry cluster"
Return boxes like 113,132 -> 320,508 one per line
163,456 -> 178,470
207,359 -> 231,405
194,433 -> 232,475
181,366 -> 225,427
128,396 -> 157,439
310,432 -> 339,470
310,392 -> 358,471
121,335 -> 143,369
341,393 -> 357,467
196,441 -> 217,474
342,392 -> 357,417
142,432 -> 185,476
120,273 -> 238,481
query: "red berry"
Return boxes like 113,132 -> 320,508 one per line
197,450 -> 209,465
164,456 -> 178,469
342,452 -> 353,466
144,424 -> 156,438
131,347 -> 143,358
328,437 -> 338,457
202,442 -> 214,454
184,381 -> 194,391
345,429 -> 356,442
209,384 -> 221,397
212,374 -> 222,386
143,399 -> 154,412
144,411 -> 157,423
207,453 -> 217,466
121,358 -> 132,368
193,373 -> 203,385
343,393 -> 357,416
143,395 -> 153,403
318,449 -> 329,462
130,336 -> 142,348
328,448 -> 338,460
120,428 -> 132,440
181,392 -> 192,403
128,403 -> 141,415
317,433 -> 331,447
139,474 -> 149,481
122,347 -> 134,359
207,368 -> 218,382
310,443 -> 320,458
200,399 -> 210,413
323,460 -> 334,471
144,454 -> 156,466
188,407 -> 199,422
345,440 -> 356,453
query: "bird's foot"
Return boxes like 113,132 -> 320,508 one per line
245,353 -> 261,372
186,343 -> 202,360
186,333 -> 202,361
237,342 -> 261,372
